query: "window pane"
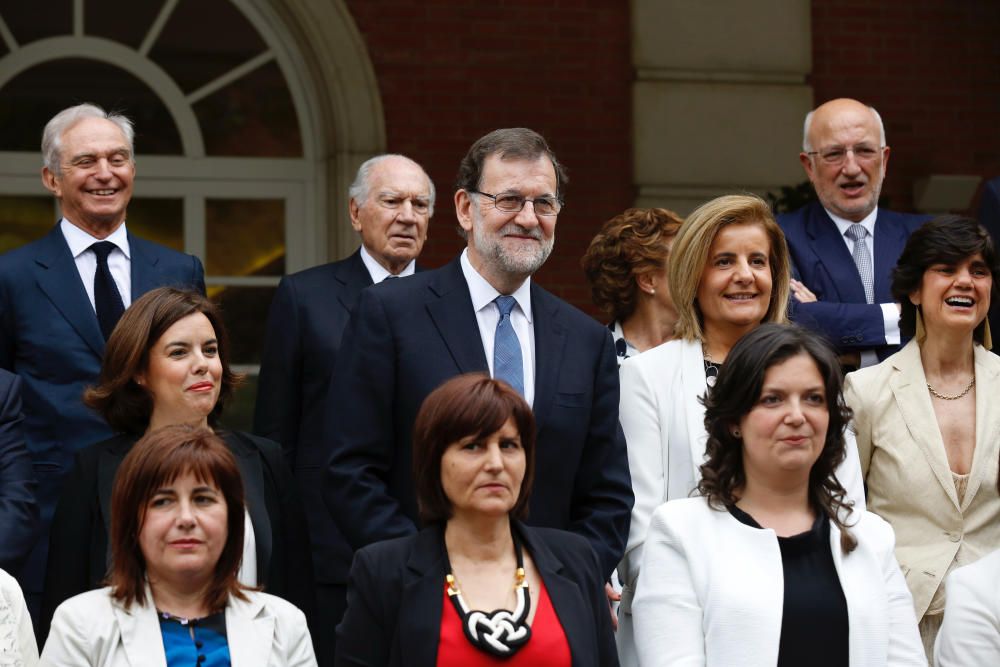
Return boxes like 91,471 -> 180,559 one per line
126,198 -> 184,252
208,285 -> 276,366
0,59 -> 183,155
222,372 -> 257,433
205,199 -> 285,277
148,0 -> 267,95
0,196 -> 55,254
0,3 -> 72,44
84,1 -> 167,50
193,62 -> 302,157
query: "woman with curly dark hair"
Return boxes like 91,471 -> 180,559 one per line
631,323 -> 924,667
581,207 -> 683,362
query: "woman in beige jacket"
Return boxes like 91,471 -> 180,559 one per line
845,215 -> 1000,660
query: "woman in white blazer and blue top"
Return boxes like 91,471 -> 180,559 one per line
632,324 -> 924,666
42,425 -> 316,667
616,195 -> 865,665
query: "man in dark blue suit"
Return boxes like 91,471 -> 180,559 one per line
323,128 -> 632,582
0,103 -> 204,617
778,98 -> 927,366
0,369 -> 39,574
254,153 -> 433,666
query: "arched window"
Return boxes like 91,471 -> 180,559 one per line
0,0 -> 329,428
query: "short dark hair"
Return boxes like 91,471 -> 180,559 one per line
109,424 -> 248,610
412,374 -> 536,523
581,207 -> 683,323
455,128 -> 568,198
892,215 -> 1000,343
697,323 -> 858,553
84,288 -> 240,434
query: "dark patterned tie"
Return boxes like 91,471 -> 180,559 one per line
90,241 -> 125,340
493,296 -> 524,396
845,224 -> 874,304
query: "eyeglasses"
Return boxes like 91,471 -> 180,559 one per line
468,190 -> 563,216
806,144 -> 885,166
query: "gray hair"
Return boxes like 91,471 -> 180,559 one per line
802,104 -> 886,152
42,103 -> 135,174
348,154 -> 436,216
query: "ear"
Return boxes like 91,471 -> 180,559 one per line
881,145 -> 891,177
41,167 -> 61,197
799,152 -> 815,181
635,271 -> 657,295
908,288 -> 921,306
455,189 -> 474,235
349,198 -> 363,233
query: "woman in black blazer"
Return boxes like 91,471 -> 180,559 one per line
41,287 -> 313,637
335,374 -> 617,667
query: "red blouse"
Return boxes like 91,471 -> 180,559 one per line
436,577 -> 572,667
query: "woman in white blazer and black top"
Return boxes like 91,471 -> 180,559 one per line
616,195 -> 865,665
42,425 -> 316,667
632,324 -> 924,666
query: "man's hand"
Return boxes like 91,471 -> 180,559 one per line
606,582 -> 621,631
790,278 -> 818,303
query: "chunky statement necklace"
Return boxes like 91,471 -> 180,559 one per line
445,530 -> 532,658
927,375 -> 976,401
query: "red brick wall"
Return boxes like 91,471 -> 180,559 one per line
811,0 -> 1000,213
344,0 -> 633,313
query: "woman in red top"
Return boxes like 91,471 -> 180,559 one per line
335,374 -> 618,666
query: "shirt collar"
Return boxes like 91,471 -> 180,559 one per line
359,244 -> 416,283
60,218 -> 131,259
460,248 -> 532,322
825,206 -> 878,239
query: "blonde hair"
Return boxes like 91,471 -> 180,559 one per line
668,194 -> 790,340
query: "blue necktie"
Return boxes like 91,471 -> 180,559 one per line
91,241 -> 125,340
493,296 -> 524,396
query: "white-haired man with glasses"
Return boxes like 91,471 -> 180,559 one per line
321,129 -> 632,602
778,97 -> 928,368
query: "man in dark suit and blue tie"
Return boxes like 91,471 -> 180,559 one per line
253,153 -> 433,666
778,98 -> 928,367
323,128 -> 633,585
0,103 -> 204,617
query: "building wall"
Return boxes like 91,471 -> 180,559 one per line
811,0 -> 1000,213
343,0 -> 633,309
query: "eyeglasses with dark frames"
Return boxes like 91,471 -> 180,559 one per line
806,144 -> 886,166
468,190 -> 563,216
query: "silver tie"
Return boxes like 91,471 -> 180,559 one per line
845,224 -> 874,304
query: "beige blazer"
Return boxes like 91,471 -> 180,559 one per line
844,339 -> 1000,621
40,587 -> 316,667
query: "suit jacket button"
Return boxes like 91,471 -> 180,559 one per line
949,532 -> 962,543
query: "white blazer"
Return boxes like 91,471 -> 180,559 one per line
40,587 -> 316,667
618,338 -> 866,595
934,548 -> 1000,666
0,567 -> 37,666
633,498 -> 926,667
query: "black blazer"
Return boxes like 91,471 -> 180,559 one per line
335,523 -> 619,667
41,429 -> 314,636
253,250 -> 372,584
323,256 -> 633,579
0,369 -> 39,573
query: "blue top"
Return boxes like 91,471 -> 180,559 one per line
159,610 -> 231,667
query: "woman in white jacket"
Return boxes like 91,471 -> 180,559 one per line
632,324 -> 924,666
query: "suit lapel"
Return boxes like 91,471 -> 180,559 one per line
871,210 -> 908,303
530,287 -> 566,434
114,592 -> 168,666
888,343 -> 961,510
227,433 -> 273,583
682,339 -> 710,486
335,250 -> 374,313
227,593 -> 272,667
425,260 -> 489,374
399,528 -> 446,667
963,345 -> 1000,511
33,225 -> 105,357
804,203 -> 868,303
129,234 -> 164,299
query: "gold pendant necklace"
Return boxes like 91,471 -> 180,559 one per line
926,375 -> 975,400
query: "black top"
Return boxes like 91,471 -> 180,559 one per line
728,506 -> 849,667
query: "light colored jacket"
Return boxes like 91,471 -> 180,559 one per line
934,548 -> 1000,666
844,339 -> 1000,621
633,497 -> 926,667
40,587 -> 316,667
0,567 -> 37,666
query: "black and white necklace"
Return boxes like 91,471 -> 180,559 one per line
445,530 -> 532,658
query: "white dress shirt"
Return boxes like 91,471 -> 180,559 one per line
359,244 -> 416,283
459,249 -> 535,406
825,206 -> 900,367
60,218 -> 132,310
